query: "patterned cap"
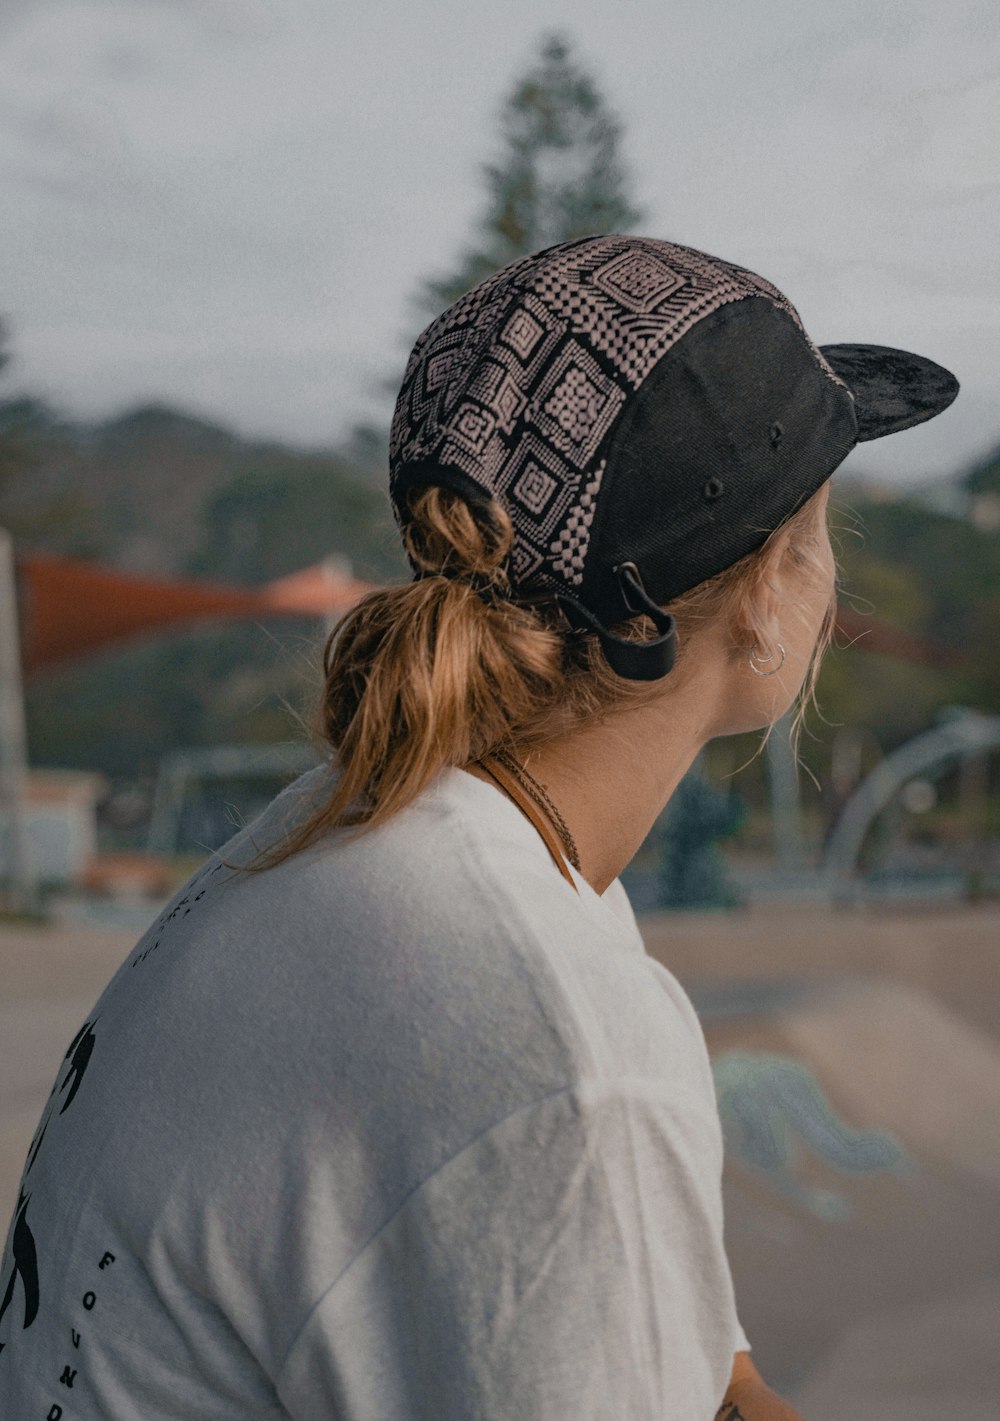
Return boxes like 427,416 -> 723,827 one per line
389,234 -> 959,681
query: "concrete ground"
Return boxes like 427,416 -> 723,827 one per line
3,901 -> 999,1419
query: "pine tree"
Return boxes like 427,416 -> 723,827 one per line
410,29 -> 646,327
351,27 -> 646,429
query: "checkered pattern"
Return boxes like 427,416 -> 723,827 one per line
389,235 -> 845,596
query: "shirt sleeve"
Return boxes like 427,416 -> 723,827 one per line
276,1080 -> 747,1421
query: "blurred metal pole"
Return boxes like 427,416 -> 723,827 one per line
766,710 -> 807,871
0,527 -> 38,912
821,709 -> 1000,905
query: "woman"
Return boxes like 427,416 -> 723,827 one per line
0,236 -> 959,1420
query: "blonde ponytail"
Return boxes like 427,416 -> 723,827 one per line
240,486 -> 558,868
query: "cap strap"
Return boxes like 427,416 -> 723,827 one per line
556,563 -> 677,682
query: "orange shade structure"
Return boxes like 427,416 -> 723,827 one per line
262,562 -> 376,616
16,553 -> 380,675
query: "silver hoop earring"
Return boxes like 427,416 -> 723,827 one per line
748,642 -> 785,676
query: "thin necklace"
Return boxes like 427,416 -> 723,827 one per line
489,745 -> 581,873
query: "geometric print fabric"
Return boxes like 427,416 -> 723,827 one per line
389,234 -> 846,597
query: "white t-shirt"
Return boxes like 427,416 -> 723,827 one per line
0,759 -> 749,1420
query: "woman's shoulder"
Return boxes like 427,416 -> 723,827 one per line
179,761 -> 705,1096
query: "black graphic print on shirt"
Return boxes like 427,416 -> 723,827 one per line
0,1020 -> 98,1356
0,853 -> 229,1400
127,858 -> 227,972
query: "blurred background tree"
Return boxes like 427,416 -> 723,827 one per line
0,316 -> 102,552
408,28 -> 645,328
345,29 -> 649,486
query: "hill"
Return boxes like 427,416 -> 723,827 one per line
0,399 -> 397,582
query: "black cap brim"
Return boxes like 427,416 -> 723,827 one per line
818,343 -> 960,443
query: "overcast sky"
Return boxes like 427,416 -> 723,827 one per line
1,0 -> 997,486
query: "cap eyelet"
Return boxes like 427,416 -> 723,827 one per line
703,477 -> 724,501
769,421 -> 784,449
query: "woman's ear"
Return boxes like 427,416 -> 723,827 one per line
729,540 -> 789,654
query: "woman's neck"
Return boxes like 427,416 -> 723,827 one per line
462,711 -> 705,896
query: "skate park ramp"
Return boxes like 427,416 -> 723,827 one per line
637,901 -> 1000,1421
